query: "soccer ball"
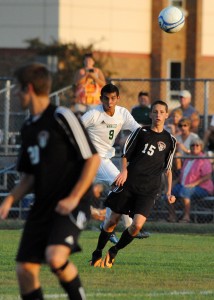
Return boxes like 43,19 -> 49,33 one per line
158,6 -> 185,33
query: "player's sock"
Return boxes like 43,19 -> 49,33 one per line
21,287 -> 44,300
60,275 -> 86,300
114,228 -> 134,250
96,228 -> 112,250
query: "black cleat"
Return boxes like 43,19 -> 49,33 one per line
134,230 -> 150,239
90,250 -> 102,267
101,247 -> 118,268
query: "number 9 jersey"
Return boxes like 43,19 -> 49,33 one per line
81,104 -> 140,159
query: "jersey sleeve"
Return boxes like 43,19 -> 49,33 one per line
81,109 -> 94,128
121,108 -> 141,132
164,135 -> 177,170
122,127 -> 141,162
55,107 -> 97,160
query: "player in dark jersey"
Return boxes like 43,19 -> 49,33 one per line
90,100 -> 176,268
0,63 -> 100,300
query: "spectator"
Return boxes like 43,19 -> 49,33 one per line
73,52 -> 106,115
170,138 -> 214,223
131,91 -> 152,125
170,90 -> 198,118
165,107 -> 183,135
174,117 -> 199,172
190,111 -> 203,138
204,115 -> 214,154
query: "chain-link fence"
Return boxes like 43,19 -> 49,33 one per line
0,78 -> 214,233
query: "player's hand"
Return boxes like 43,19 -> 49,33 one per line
55,197 -> 79,215
0,196 -> 14,220
115,169 -> 128,186
167,194 -> 176,204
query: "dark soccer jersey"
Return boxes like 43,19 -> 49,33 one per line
122,126 -> 176,185
17,104 -> 97,219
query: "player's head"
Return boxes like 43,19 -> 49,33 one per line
151,100 -> 168,113
101,83 -> 119,98
14,63 -> 52,110
14,63 -> 52,96
100,84 -> 120,113
150,100 -> 169,126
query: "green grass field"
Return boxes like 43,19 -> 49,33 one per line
0,229 -> 214,300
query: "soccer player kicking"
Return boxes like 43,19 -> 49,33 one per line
90,100 -> 177,268
81,83 -> 150,244
0,63 -> 100,300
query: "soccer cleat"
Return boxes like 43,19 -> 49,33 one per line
109,233 -> 119,244
134,230 -> 150,239
90,250 -> 102,267
101,248 -> 117,268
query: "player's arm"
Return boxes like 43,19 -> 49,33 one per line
164,169 -> 176,204
0,173 -> 34,219
115,156 -> 128,186
54,107 -> 100,215
55,153 -> 100,215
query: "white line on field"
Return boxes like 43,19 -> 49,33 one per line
1,290 -> 214,299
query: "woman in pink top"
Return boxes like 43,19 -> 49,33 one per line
171,137 -> 214,223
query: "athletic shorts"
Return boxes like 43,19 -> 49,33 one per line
105,185 -> 159,218
95,158 -> 119,186
16,195 -> 91,264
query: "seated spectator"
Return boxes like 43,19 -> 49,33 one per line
131,91 -> 152,125
190,111 -> 203,138
165,107 -> 183,136
169,138 -> 214,223
73,52 -> 106,115
170,90 -> 198,119
204,115 -> 214,153
175,117 -> 199,171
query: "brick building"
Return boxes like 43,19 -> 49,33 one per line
0,0 -> 214,112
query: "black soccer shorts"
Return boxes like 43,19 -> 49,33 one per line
105,185 -> 158,218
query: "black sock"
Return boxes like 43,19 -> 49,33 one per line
96,228 -> 112,250
21,287 -> 44,300
60,275 -> 85,300
114,228 -> 134,251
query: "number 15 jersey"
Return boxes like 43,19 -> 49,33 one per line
81,105 -> 140,159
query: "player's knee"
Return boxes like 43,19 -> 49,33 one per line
16,263 -> 36,280
50,260 -> 69,275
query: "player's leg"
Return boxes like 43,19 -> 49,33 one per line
46,245 -> 86,300
90,211 -> 121,267
95,158 -> 121,243
101,214 -> 147,268
16,262 -> 43,300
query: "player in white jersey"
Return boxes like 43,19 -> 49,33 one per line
82,83 -> 150,242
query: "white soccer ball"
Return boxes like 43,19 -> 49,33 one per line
158,6 -> 185,33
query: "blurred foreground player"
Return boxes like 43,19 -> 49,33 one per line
90,100 -> 176,268
0,63 -> 100,299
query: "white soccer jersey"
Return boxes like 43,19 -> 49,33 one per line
81,105 -> 140,158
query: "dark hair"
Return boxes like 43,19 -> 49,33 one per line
84,52 -> 93,58
138,91 -> 149,97
151,100 -> 168,112
100,83 -> 119,97
14,63 -> 52,95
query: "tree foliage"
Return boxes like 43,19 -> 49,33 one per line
25,38 -> 111,91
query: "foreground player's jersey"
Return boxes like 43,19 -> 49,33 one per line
81,105 -> 140,158
17,104 -> 97,215
123,126 -> 177,180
